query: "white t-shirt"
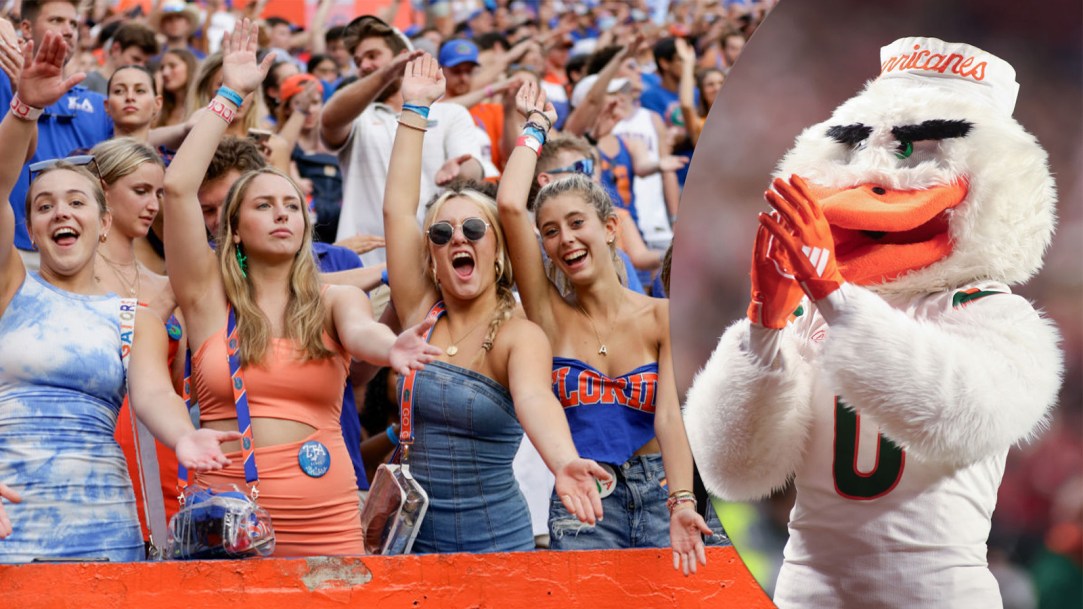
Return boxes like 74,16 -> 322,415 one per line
613,106 -> 673,251
334,101 -> 482,266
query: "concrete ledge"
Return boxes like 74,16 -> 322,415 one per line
1,546 -> 774,607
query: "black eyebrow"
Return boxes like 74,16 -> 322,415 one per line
826,124 -> 873,146
892,119 -> 972,142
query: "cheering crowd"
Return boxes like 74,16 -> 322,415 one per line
0,0 -> 771,574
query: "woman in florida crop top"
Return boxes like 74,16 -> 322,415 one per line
382,54 -> 610,553
496,81 -> 713,575
160,21 -> 441,556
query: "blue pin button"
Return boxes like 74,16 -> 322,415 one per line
298,440 -> 331,478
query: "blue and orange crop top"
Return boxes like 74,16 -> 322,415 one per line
551,357 -> 658,465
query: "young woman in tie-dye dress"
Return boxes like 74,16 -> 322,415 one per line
0,33 -> 236,563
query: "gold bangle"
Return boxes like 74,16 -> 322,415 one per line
397,119 -> 428,133
667,489 -> 695,499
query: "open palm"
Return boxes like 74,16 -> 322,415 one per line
400,53 -> 445,107
16,32 -> 84,109
220,19 -> 274,96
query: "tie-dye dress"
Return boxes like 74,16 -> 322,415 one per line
0,273 -> 142,563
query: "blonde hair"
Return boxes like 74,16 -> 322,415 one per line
91,138 -> 164,187
189,52 -> 264,133
422,189 -> 516,352
532,173 -> 627,294
216,167 -> 332,366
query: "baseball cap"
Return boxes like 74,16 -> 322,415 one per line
279,73 -> 323,103
439,39 -> 480,68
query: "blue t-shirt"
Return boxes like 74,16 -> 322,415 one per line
0,73 -> 113,250
312,242 -> 369,490
638,83 -> 695,186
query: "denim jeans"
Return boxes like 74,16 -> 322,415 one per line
548,453 -> 732,549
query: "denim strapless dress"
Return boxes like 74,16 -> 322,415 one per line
399,361 -> 534,553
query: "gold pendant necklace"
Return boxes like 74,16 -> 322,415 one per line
575,303 -> 611,357
98,251 -> 140,297
445,316 -> 488,357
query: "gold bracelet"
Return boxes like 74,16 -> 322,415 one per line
397,118 -> 428,133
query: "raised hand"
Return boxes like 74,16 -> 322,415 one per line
435,153 -> 474,186
553,458 -> 609,526
175,429 -> 242,471
0,482 -> 22,539
747,216 -> 805,328
400,52 -> 445,108
0,19 -> 23,87
388,314 -> 443,376
16,32 -> 84,109
514,78 -> 557,133
674,36 -> 696,64
220,18 -> 275,96
659,155 -> 689,173
669,506 -> 712,576
760,175 -> 846,301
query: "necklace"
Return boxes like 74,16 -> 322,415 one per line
98,251 -> 140,297
445,316 -> 488,357
575,303 -> 611,357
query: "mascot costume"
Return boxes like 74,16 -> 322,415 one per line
684,37 -> 1063,608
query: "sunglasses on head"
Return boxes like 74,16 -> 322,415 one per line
28,154 -> 102,185
427,217 -> 490,246
546,157 -> 594,176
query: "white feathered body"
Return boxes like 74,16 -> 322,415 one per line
684,72 -> 1063,609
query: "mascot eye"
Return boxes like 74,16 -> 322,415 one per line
895,140 -> 914,159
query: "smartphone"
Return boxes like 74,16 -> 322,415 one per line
247,129 -> 272,145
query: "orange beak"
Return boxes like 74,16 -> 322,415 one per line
804,180 -> 969,285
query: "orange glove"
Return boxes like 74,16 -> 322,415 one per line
759,175 -> 846,301
747,216 -> 805,329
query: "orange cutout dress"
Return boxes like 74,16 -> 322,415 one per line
191,327 -> 362,557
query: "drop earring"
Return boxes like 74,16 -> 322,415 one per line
235,244 -> 248,278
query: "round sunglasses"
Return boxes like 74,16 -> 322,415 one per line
426,217 -> 491,246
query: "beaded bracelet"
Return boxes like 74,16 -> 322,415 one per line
528,110 -> 552,132
216,85 -> 245,108
385,424 -> 400,446
9,96 -> 43,121
206,98 -> 235,124
402,102 -> 430,119
667,496 -> 697,513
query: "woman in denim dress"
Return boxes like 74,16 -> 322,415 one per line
383,53 -> 609,553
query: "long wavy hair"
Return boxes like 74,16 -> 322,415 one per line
216,167 -> 332,366
532,173 -> 627,295
156,48 -> 198,127
422,189 -> 516,352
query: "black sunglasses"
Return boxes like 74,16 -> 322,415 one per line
427,217 -> 490,246
28,155 -> 102,185
547,157 -> 594,176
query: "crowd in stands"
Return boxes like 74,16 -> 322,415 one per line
0,0 -> 769,572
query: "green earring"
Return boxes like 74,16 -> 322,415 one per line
235,245 -> 248,278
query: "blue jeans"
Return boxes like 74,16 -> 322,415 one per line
548,453 -> 732,549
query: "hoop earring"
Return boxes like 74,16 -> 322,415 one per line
495,259 -> 504,278
235,244 -> 248,278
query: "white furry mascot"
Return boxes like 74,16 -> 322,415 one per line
684,37 -> 1063,608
